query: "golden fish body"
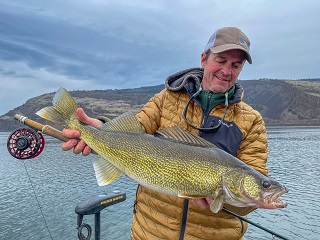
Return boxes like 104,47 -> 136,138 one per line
37,88 -> 288,213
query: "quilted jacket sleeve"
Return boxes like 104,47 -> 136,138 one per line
136,89 -> 166,134
237,113 -> 269,176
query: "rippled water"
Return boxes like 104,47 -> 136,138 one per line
245,126 -> 320,240
0,127 -> 319,240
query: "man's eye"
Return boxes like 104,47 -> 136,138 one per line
214,60 -> 225,64
233,64 -> 242,69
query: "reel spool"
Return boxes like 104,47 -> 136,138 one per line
7,127 -> 45,160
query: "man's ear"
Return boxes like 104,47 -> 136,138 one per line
201,52 -> 207,68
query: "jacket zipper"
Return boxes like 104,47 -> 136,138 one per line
179,199 -> 189,240
201,92 -> 213,128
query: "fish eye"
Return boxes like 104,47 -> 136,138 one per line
262,180 -> 271,188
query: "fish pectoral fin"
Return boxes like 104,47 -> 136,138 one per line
92,156 -> 123,186
209,189 -> 224,213
178,194 -> 207,199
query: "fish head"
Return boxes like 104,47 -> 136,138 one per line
223,170 -> 288,209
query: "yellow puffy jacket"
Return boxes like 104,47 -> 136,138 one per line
130,68 -> 268,240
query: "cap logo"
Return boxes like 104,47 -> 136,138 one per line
239,38 -> 249,50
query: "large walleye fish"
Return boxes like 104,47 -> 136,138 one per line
36,87 -> 288,213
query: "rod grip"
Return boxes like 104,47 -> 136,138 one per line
13,114 -> 96,154
14,114 -> 70,142
42,125 -> 70,142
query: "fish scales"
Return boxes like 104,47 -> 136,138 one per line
78,123 -> 229,197
36,88 -> 288,213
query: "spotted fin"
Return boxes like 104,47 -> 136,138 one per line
154,126 -> 217,148
91,156 -> 122,186
98,111 -> 145,133
209,188 -> 224,213
36,88 -> 77,128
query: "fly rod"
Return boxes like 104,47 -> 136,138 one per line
223,207 -> 290,240
10,114 -> 291,240
14,114 -> 70,142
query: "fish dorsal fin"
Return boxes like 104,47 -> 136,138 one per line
99,111 -> 145,133
154,126 -> 217,148
91,156 -> 123,186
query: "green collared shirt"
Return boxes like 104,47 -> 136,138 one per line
196,85 -> 235,113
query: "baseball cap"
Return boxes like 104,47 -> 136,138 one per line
204,27 -> 252,64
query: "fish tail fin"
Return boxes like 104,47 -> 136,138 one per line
36,88 -> 78,127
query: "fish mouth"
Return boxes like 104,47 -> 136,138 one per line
262,187 -> 288,209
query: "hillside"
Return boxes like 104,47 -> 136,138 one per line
1,79 -> 320,132
240,79 -> 320,125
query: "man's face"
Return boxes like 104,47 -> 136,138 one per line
201,49 -> 245,93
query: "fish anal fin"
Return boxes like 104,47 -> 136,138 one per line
92,156 -> 123,186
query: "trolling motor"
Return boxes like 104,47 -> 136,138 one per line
75,191 -> 126,240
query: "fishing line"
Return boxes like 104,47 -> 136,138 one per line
23,161 -> 54,240
222,208 -> 290,240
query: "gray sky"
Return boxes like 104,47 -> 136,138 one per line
0,0 -> 319,115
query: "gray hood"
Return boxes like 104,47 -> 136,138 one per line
165,67 -> 203,92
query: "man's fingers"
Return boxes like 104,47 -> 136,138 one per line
82,145 -> 92,156
61,128 -> 80,138
193,198 -> 218,209
73,140 -> 87,154
76,108 -> 92,125
205,198 -> 214,205
76,108 -> 103,128
193,198 -> 210,208
59,108 -> 99,157
61,136 -> 91,156
61,139 -> 79,151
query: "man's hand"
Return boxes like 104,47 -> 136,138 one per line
192,197 -> 223,212
61,108 -> 104,156
193,197 -> 214,208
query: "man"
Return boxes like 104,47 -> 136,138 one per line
62,27 -> 268,240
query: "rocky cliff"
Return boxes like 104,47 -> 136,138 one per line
1,79 -> 320,132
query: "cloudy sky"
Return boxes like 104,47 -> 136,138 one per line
0,0 -> 319,115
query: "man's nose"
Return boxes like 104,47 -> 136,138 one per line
221,64 -> 232,75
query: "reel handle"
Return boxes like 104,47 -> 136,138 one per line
14,114 -> 70,142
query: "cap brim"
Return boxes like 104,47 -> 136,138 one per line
210,44 -> 252,64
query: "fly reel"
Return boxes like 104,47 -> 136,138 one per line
7,127 -> 45,160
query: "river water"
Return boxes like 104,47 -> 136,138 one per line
0,126 -> 319,240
